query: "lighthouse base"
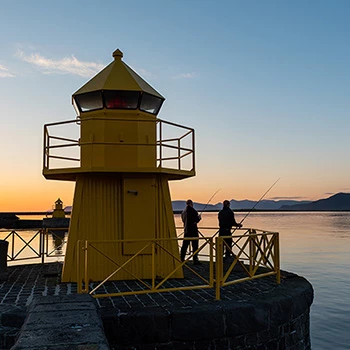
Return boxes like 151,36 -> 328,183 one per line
62,173 -> 183,282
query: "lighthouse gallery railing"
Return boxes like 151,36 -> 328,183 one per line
43,117 -> 195,173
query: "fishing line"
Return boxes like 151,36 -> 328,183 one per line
238,177 -> 281,227
199,188 -> 221,217
212,178 -> 281,238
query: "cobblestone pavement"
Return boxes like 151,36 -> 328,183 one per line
0,261 -> 283,310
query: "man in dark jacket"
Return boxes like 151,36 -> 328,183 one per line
218,200 -> 242,258
180,199 -> 201,264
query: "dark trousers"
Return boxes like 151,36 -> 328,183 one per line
180,236 -> 199,261
219,228 -> 233,257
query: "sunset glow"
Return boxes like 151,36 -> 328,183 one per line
1,1 -> 349,212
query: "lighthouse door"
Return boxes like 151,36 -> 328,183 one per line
122,177 -> 156,254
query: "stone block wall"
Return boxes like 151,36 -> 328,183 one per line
0,305 -> 26,349
101,274 -> 313,350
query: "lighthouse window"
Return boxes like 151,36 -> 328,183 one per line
104,90 -> 140,109
140,93 -> 163,115
74,91 -> 103,112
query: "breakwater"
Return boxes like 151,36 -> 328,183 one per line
0,215 -> 70,229
0,263 -> 313,350
101,271 -> 313,349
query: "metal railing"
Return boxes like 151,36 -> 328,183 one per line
0,227 -> 279,300
43,117 -> 195,172
215,229 -> 280,299
77,228 -> 280,300
0,228 -> 68,264
76,236 -> 214,296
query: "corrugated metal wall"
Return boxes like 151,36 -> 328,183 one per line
62,174 -> 183,283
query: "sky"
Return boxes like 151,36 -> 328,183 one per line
0,0 -> 349,211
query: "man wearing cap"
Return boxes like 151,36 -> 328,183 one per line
180,199 -> 201,264
218,200 -> 242,259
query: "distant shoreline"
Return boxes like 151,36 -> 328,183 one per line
1,209 -> 350,216
174,209 -> 350,214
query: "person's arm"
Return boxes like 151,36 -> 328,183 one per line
194,208 -> 201,223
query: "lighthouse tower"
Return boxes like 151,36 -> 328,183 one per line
43,49 -> 195,282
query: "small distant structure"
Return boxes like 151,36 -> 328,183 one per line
52,198 -> 65,218
42,198 -> 70,233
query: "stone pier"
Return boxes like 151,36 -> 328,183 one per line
0,262 -> 313,349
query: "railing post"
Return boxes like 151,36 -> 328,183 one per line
215,237 -> 223,300
152,241 -> 155,290
77,241 -> 82,294
43,126 -> 47,169
209,238 -> 214,287
275,232 -> 281,284
192,130 -> 195,171
249,229 -> 256,276
159,120 -> 162,167
84,240 -> 89,293
177,139 -> 181,170
11,231 -> 15,261
41,229 -> 45,264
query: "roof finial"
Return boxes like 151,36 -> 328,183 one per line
113,49 -> 123,60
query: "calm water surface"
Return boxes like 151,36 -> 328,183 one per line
176,212 -> 350,350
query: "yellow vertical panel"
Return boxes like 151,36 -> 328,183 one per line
62,175 -> 121,282
137,121 -> 156,168
80,114 -> 157,171
123,177 -> 156,254
62,174 -> 184,282
80,118 -> 105,169
104,119 -> 138,169
155,176 -> 183,278
62,176 -> 84,282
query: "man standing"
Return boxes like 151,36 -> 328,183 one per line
218,200 -> 242,258
180,199 -> 201,264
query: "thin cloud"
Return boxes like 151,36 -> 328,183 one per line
269,196 -> 308,200
324,190 -> 350,195
129,65 -> 157,79
0,64 -> 15,78
173,72 -> 197,79
16,49 -> 104,78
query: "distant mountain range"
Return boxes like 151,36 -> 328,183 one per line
61,193 -> 350,213
279,193 -> 350,211
172,193 -> 350,212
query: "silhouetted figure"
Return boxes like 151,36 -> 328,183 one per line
218,200 -> 242,258
180,199 -> 201,264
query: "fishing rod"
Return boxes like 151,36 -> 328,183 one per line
199,188 -> 221,217
236,177 -> 281,229
212,178 -> 281,238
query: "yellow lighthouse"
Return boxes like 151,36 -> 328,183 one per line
43,49 -> 195,282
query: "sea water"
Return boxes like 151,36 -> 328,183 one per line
174,211 -> 350,350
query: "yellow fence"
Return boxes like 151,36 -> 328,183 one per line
77,228 -> 280,300
0,227 -> 280,300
